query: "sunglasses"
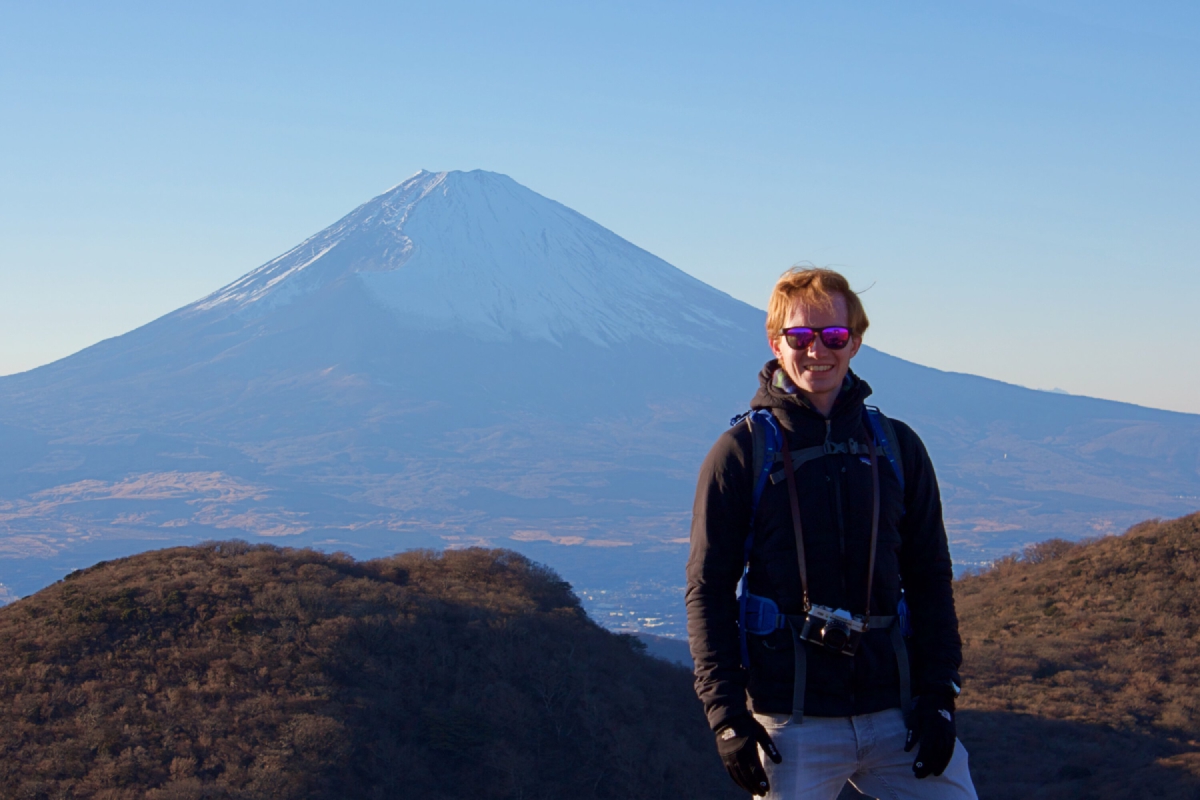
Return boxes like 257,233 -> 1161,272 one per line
780,326 -> 853,351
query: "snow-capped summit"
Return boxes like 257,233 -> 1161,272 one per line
193,170 -> 751,348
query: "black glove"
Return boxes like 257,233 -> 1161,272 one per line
904,688 -> 958,778
715,715 -> 782,796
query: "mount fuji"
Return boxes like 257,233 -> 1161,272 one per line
2,170 -> 1198,636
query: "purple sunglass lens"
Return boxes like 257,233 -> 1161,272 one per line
820,327 -> 851,350
783,328 -> 817,350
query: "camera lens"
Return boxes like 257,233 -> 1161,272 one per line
822,623 -> 849,650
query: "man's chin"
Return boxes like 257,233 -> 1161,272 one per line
797,378 -> 839,396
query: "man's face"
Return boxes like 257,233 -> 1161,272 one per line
769,293 -> 862,413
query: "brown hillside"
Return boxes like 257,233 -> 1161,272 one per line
954,512 -> 1200,799
0,543 -> 736,800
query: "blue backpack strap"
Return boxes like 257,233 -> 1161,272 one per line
898,594 -> 913,638
864,406 -> 914,642
748,410 -> 782,523
735,409 -> 783,668
863,406 -> 904,492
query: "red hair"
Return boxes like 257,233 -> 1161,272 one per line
765,267 -> 869,340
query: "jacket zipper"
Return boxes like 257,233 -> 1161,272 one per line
825,419 -> 849,602
829,417 -> 855,707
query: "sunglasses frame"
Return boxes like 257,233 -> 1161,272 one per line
779,325 -> 854,351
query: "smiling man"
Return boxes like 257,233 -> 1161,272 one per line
685,268 -> 977,799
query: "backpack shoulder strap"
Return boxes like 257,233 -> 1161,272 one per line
863,407 -> 915,710
735,409 -> 784,669
729,409 -> 781,567
746,409 -> 782,521
864,406 -> 905,493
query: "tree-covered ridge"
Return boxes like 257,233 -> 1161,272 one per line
956,512 -> 1200,798
8,514 -> 1200,799
0,543 -> 733,800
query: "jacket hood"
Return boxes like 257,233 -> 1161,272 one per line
749,359 -> 873,420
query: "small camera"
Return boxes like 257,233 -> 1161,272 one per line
798,605 -> 867,655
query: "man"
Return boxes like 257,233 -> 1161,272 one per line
685,268 -> 977,799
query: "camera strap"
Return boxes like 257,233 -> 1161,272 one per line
779,439 -> 811,610
775,411 -> 908,724
864,429 -> 882,618
778,413 -> 881,619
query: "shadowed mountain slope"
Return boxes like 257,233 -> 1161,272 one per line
1,170 -> 1197,636
0,543 -> 734,800
953,511 -> 1200,798
4,517 -> 1199,800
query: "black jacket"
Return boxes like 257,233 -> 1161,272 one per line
685,363 -> 962,731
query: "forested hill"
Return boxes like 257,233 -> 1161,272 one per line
6,515 -> 1200,799
0,544 -> 734,800
955,512 -> 1200,799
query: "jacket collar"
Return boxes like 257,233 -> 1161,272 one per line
749,360 -> 873,439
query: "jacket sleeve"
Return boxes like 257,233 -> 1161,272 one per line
685,425 -> 755,731
892,420 -> 964,694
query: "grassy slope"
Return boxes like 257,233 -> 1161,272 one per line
6,514 -> 1200,799
955,512 -> 1200,799
0,544 -> 734,800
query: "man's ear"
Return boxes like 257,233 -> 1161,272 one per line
848,335 -> 862,359
768,334 -> 784,361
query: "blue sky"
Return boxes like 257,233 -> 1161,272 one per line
2,1 -> 1198,413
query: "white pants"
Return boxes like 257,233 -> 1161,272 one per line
754,709 -> 978,800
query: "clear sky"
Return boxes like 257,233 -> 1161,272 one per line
2,1 -> 1198,413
